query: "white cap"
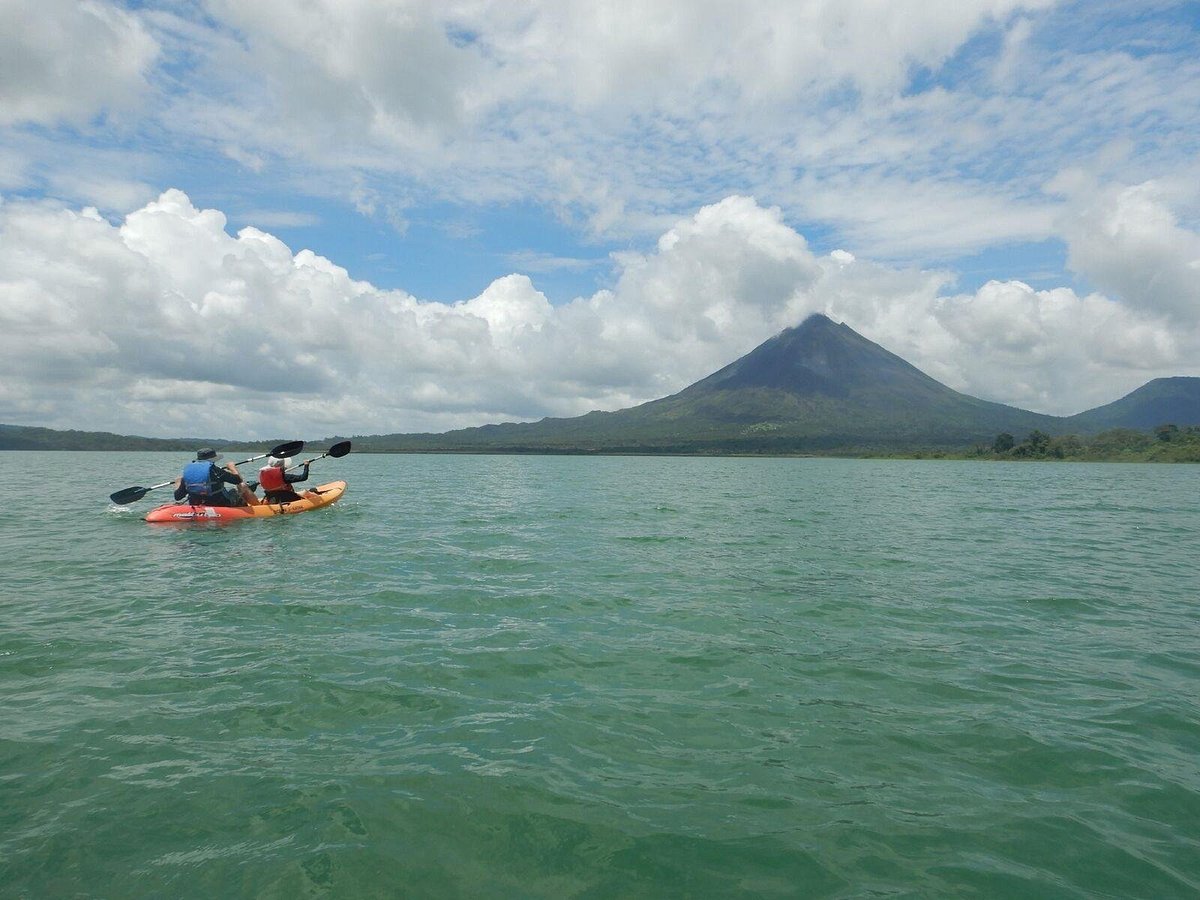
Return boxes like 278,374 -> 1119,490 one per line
267,456 -> 290,468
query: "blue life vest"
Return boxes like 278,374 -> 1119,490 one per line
182,460 -> 219,499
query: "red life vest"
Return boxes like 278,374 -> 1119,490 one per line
258,464 -> 287,492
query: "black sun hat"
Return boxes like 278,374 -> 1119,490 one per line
195,447 -> 222,461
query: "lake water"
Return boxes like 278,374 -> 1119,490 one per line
2,451 -> 1198,897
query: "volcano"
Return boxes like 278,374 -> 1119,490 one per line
355,314 -> 1200,453
369,314 -> 1071,453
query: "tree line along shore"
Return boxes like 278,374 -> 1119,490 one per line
5,422 -> 1200,462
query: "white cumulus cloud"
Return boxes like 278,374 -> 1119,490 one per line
1054,175 -> 1200,324
1,189 -> 1197,439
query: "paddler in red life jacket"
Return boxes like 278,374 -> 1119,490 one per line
173,448 -> 259,507
258,455 -> 315,504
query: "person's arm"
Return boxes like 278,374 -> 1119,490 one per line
218,463 -> 244,484
173,476 -> 186,501
285,464 -> 310,484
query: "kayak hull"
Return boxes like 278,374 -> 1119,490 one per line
145,480 -> 347,523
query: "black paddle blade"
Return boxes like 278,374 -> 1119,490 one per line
327,440 -> 352,458
110,486 -> 149,505
269,439 -> 305,459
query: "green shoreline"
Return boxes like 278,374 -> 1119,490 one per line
4,423 -> 1199,462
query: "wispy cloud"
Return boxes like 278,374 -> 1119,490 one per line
503,251 -> 604,275
237,209 -> 321,229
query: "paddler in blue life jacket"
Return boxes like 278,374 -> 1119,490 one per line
173,448 -> 259,507
257,456 -> 316,504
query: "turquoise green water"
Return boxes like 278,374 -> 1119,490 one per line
2,452 -> 1198,897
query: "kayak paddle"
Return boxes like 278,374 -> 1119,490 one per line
287,440 -> 352,471
246,441 -> 351,493
109,440 -> 305,505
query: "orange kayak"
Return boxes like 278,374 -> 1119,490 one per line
145,480 -> 347,523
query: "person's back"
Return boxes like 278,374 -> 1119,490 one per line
181,458 -> 221,504
258,456 -> 312,503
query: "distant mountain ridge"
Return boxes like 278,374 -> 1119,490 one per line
5,315 -> 1199,453
0,424 -> 260,452
0,425 -> 210,452
1065,377 -> 1200,432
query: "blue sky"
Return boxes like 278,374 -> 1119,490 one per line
1,0 -> 1199,439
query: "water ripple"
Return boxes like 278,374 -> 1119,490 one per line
1,454 -> 1199,896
